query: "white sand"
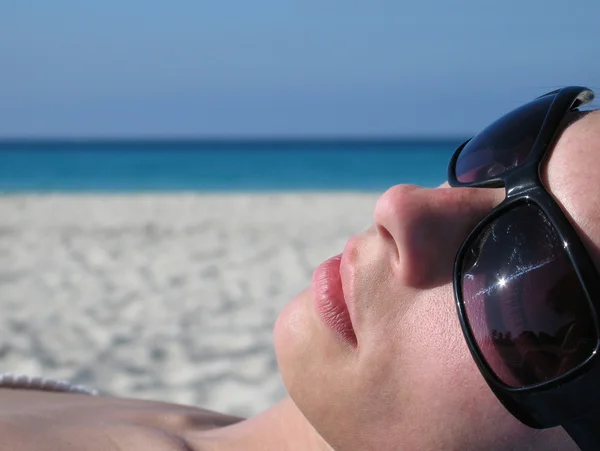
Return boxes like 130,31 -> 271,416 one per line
0,193 -> 380,417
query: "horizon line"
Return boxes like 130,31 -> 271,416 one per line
0,134 -> 471,145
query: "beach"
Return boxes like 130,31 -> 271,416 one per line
0,192 -> 380,417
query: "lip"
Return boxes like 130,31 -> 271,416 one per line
311,253 -> 357,346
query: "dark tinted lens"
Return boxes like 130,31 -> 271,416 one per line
455,94 -> 556,183
461,203 -> 597,387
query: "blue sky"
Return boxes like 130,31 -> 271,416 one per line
1,1 -> 599,138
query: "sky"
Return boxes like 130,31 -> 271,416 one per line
1,1 -> 599,138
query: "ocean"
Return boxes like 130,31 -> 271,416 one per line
0,139 -> 464,192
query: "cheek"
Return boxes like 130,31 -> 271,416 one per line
359,285 -> 474,408
359,286 -> 567,450
351,287 -> 523,449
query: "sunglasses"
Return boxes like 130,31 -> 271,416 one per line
447,86 -> 599,450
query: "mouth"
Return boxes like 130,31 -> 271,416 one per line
311,253 -> 357,346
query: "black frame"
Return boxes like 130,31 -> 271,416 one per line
447,86 -> 600,450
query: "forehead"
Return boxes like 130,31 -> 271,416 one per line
544,109 -> 600,265
546,110 -> 600,185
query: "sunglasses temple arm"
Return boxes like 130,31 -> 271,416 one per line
562,416 -> 600,450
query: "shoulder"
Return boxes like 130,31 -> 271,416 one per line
0,389 -> 243,451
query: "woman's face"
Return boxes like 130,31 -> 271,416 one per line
274,110 -> 600,451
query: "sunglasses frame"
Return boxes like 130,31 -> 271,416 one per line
447,86 -> 600,448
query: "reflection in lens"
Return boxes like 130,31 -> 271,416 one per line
461,203 -> 596,387
455,94 -> 556,183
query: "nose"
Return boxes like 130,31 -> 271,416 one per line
373,184 -> 502,288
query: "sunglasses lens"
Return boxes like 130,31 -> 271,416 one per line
455,94 -> 556,183
460,203 -> 597,387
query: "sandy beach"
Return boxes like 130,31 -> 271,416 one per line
0,192 -> 380,417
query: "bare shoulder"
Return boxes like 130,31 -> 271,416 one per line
0,389 -> 243,451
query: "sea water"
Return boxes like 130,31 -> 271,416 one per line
0,139 -> 464,192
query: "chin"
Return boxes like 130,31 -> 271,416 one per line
274,286 -> 358,417
273,289 -> 313,381
274,289 -> 344,445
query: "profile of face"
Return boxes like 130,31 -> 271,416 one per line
274,110 -> 600,451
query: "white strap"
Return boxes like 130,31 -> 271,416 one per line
0,372 -> 98,396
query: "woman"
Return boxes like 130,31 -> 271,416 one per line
1,88 -> 598,450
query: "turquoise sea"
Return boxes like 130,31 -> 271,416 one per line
0,139 -> 465,192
